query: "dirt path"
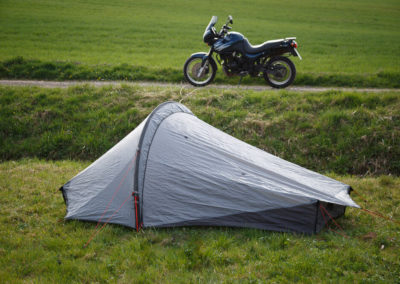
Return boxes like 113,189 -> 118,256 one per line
0,79 -> 397,93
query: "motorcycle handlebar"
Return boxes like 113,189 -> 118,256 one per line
219,25 -> 231,36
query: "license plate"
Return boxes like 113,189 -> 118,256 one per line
294,48 -> 302,60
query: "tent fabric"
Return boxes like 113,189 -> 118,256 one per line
60,101 -> 359,234
61,119 -> 147,227
134,102 -> 193,224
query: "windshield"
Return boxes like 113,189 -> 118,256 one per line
205,16 -> 218,32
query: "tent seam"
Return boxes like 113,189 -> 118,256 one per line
314,200 -> 319,233
140,112 -> 193,225
134,101 -> 194,227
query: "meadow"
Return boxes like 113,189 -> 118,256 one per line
0,84 -> 399,282
1,0 -> 400,86
0,160 -> 399,282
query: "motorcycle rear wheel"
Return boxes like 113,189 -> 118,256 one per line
263,56 -> 296,89
183,56 -> 216,87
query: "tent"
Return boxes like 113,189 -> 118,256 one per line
60,101 -> 359,234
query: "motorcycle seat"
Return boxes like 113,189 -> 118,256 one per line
244,38 -> 284,54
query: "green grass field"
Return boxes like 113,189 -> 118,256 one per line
0,160 -> 399,282
1,0 -> 400,86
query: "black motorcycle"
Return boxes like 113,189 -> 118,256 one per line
183,15 -> 302,88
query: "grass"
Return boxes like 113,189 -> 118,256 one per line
0,159 -> 399,282
1,0 -> 400,87
1,85 -> 399,175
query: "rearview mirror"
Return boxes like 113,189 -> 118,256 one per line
228,15 -> 233,24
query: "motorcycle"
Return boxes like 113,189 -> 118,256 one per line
183,15 -> 302,88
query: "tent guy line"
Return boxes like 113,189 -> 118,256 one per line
92,150 -> 139,230
83,191 -> 134,248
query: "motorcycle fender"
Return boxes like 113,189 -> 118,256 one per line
190,52 -> 218,70
291,48 -> 302,60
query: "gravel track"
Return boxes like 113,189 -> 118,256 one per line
0,79 -> 397,93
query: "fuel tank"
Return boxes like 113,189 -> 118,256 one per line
214,32 -> 245,53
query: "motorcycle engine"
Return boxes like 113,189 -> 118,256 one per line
221,52 -> 244,77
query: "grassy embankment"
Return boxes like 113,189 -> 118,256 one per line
0,85 -> 399,282
1,85 -> 399,175
1,0 -> 399,87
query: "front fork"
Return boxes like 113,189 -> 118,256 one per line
198,48 -> 214,77
202,47 -> 214,66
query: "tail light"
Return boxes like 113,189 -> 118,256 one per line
291,41 -> 298,48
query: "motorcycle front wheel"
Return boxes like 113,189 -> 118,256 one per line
183,56 -> 216,87
263,56 -> 296,89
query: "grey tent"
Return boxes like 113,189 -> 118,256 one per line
60,101 -> 359,234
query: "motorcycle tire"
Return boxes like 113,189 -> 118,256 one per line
183,55 -> 217,87
263,56 -> 296,89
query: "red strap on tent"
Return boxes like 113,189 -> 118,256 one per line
134,193 -> 139,232
319,204 -> 349,238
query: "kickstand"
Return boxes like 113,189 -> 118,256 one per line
238,76 -> 243,86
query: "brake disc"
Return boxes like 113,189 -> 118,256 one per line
273,65 -> 287,79
192,62 -> 206,79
